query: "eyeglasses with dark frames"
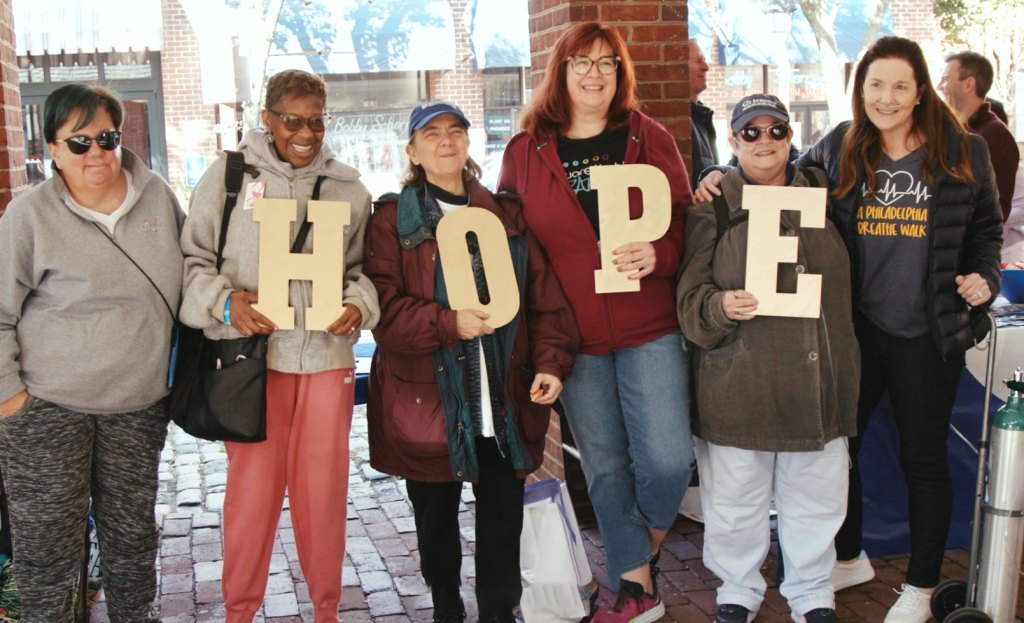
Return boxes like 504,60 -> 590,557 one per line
268,109 -> 331,133
54,130 -> 122,155
566,55 -> 621,76
737,123 -> 790,143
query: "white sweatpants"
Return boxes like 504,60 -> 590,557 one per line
695,437 -> 849,618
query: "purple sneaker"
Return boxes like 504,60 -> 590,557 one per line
591,579 -> 664,623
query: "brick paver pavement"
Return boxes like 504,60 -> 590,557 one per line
84,404 -> 1024,622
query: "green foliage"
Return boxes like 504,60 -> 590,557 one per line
934,0 -> 1024,51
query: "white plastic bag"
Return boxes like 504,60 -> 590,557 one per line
519,478 -> 594,622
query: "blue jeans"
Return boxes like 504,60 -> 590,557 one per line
559,332 -> 694,592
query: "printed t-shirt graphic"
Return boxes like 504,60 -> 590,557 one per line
855,149 -> 933,337
557,129 -> 628,235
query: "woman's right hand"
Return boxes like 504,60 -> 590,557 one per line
722,289 -> 758,321
229,290 -> 277,336
693,170 -> 725,203
0,390 -> 29,417
456,309 -> 495,340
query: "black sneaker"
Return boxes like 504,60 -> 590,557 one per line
796,608 -> 838,623
716,604 -> 755,623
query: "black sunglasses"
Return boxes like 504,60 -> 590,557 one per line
54,130 -> 122,155
268,110 -> 330,133
737,124 -> 789,143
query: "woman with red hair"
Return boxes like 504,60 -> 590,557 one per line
498,21 -> 694,623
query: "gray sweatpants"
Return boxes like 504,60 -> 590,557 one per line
0,397 -> 168,623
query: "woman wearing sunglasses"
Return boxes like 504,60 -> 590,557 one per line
0,83 -> 183,621
179,69 -> 379,622
498,22 -> 694,623
694,39 -> 1003,622
678,94 -> 858,623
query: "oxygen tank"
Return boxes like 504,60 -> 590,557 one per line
976,369 -> 1024,621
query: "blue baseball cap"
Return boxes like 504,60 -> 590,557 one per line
408,100 -> 471,138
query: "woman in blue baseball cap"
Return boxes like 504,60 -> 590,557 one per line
364,100 -> 578,623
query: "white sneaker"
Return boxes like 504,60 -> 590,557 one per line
883,584 -> 933,623
830,550 -> 875,591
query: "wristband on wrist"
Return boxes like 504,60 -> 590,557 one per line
223,295 -> 232,324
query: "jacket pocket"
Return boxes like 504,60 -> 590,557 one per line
384,379 -> 448,458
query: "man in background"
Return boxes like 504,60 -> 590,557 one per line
940,51 -> 1019,221
689,39 -> 719,190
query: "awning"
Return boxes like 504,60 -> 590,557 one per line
265,0 -> 456,74
689,0 -> 896,66
14,0 -> 163,55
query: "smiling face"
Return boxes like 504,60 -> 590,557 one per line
49,106 -> 122,195
261,93 -> 327,169
566,38 -> 618,119
861,57 -> 920,141
729,114 -> 792,185
406,113 -> 470,194
938,59 -> 974,116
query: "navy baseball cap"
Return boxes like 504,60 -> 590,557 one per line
408,100 -> 471,138
730,94 -> 790,133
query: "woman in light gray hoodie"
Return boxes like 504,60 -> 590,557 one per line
0,83 -> 183,621
179,69 -> 379,623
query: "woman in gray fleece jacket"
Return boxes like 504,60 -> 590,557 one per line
179,70 -> 379,623
0,84 -> 184,621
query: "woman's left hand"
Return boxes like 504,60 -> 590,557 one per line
326,304 -> 363,336
529,373 -> 562,405
613,241 -> 656,280
956,273 -> 992,306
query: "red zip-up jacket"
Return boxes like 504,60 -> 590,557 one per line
498,111 -> 693,355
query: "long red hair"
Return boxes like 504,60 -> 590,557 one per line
835,36 -> 972,198
519,21 -> 639,137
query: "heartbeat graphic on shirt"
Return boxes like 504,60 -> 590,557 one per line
861,170 -> 932,206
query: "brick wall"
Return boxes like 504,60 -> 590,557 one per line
160,0 -> 217,200
430,0 -> 484,128
525,0 -> 687,481
0,0 -> 26,216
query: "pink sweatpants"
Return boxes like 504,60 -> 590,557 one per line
222,368 -> 354,623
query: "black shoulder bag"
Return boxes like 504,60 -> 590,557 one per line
166,153 -> 326,442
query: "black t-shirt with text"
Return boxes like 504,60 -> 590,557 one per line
557,128 -> 628,236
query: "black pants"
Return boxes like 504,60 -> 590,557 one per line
406,437 -> 525,620
835,314 -> 963,588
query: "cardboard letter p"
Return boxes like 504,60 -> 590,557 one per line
591,164 -> 671,293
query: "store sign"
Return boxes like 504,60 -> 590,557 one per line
331,112 -> 408,135
484,114 -> 513,136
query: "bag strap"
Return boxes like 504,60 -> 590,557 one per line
216,150 -> 247,271
713,192 -> 747,244
91,223 -> 176,322
289,175 -> 327,253
91,150 -> 248,323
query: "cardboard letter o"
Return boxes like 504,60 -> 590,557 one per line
436,207 -> 520,328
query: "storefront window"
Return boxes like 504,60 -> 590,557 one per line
323,71 -> 426,199
482,69 -> 523,155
